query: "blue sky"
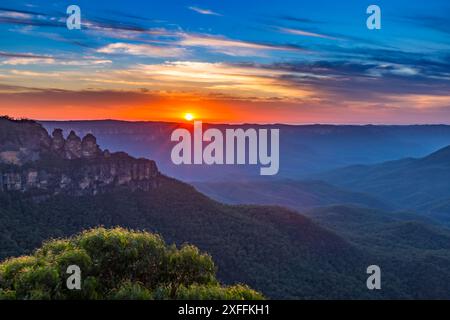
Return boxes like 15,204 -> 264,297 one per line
0,0 -> 449,123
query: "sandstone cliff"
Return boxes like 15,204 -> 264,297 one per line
0,116 -> 160,195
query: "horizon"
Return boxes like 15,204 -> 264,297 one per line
2,114 -> 449,126
6,113 -> 450,126
34,117 -> 450,126
0,0 -> 449,124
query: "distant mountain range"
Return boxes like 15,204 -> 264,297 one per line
2,116 -> 450,299
192,144 -> 450,225
193,179 -> 390,211
41,120 -> 450,181
315,145 -> 450,223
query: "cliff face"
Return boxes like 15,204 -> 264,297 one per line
0,117 -> 51,165
0,117 -> 160,195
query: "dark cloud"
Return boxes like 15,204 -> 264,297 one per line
0,87 -> 166,109
0,83 -> 45,92
252,41 -> 309,52
0,6 -> 167,36
234,58 -> 450,100
0,51 -> 54,59
0,50 -> 115,64
105,10 -> 163,23
278,15 -> 321,24
315,44 -> 450,76
0,5 -> 65,28
0,16 -> 63,27
0,6 -> 47,17
85,16 -> 165,34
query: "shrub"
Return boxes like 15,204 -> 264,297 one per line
0,227 -> 264,300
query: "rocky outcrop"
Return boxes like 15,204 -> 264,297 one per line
0,116 -> 51,165
81,134 -> 101,159
0,155 -> 159,195
51,129 -> 65,155
0,116 -> 160,195
64,131 -> 82,159
50,129 -> 101,160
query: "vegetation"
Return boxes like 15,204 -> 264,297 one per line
317,145 -> 450,217
2,176 -> 450,299
0,227 -> 263,300
193,179 -> 389,211
0,178 -> 370,299
0,115 -> 35,123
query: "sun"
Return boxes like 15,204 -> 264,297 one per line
184,113 -> 194,121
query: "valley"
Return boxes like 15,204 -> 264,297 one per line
1,117 -> 450,299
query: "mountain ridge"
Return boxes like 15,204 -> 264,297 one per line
40,120 -> 450,181
315,144 -> 450,220
193,179 -> 390,211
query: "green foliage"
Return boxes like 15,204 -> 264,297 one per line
174,284 -> 264,300
166,245 -> 216,297
2,176 -> 450,299
15,265 -> 59,299
0,227 -> 263,300
0,288 -> 16,299
111,281 -> 153,300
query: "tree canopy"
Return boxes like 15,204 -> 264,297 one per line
0,227 -> 263,300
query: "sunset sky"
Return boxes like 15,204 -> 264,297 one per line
0,0 -> 449,123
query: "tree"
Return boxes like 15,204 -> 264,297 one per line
0,227 -> 264,300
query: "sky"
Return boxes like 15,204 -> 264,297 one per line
0,0 -> 449,124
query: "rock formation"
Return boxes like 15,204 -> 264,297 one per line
81,133 -> 101,159
0,116 -> 160,195
64,130 -> 82,159
0,116 -> 51,165
51,129 -> 65,155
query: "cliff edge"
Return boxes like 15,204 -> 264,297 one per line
0,116 -> 160,195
